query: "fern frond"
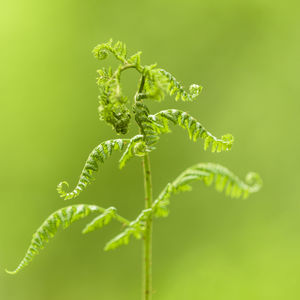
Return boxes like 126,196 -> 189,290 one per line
93,39 -> 127,63
97,66 -> 131,134
93,40 -> 145,134
174,163 -> 262,197
159,69 -> 203,101
6,205 -> 99,274
142,65 -> 166,102
142,67 -> 202,102
57,139 -> 129,200
105,209 -> 152,251
152,163 -> 262,217
7,204 -> 130,274
148,109 -> 234,152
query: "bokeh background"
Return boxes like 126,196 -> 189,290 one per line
1,0 -> 299,299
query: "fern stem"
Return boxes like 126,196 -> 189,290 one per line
142,153 -> 153,300
139,75 -> 146,93
114,214 -> 131,226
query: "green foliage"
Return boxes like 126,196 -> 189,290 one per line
8,39 -> 262,280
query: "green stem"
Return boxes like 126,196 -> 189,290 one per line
114,213 -> 131,226
142,153 -> 153,300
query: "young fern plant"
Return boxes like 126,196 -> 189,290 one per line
7,40 -> 262,300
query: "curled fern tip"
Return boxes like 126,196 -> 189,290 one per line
245,172 -> 263,193
57,181 -> 71,200
5,269 -> 16,275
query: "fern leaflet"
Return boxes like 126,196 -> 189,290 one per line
153,163 -> 262,217
57,139 -> 128,200
142,67 -> 203,102
148,109 -> 234,152
159,69 -> 203,101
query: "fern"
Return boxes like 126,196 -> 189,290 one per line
9,40 -> 262,300
6,205 -> 130,274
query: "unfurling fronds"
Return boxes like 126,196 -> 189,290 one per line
96,66 -> 131,134
8,39 -> 262,299
93,39 -> 127,63
57,139 -> 128,200
92,40 -> 204,134
148,109 -> 234,152
93,41 -> 134,134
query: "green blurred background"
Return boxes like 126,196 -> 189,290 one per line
1,0 -> 299,299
